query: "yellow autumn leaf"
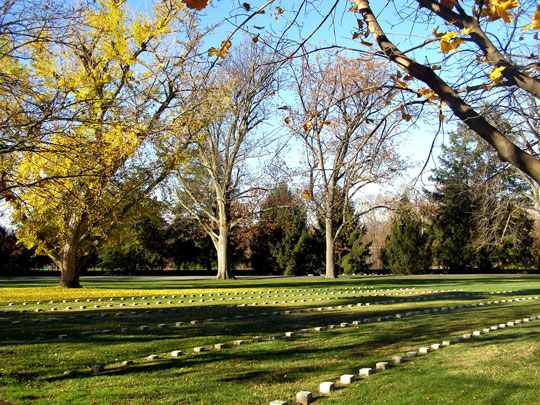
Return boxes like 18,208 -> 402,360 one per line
523,5 -> 540,31
391,75 -> 408,89
439,31 -> 464,53
208,40 -> 232,58
480,0 -> 521,24
490,65 -> 506,81
303,121 -> 312,132
302,190 -> 313,200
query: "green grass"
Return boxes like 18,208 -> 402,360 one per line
1,275 -> 540,404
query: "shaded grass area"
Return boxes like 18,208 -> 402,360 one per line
1,276 -> 540,404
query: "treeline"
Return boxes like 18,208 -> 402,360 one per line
0,183 -> 371,276
4,122 -> 540,276
384,124 -> 540,274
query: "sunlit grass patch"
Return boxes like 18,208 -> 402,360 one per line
1,275 -> 540,404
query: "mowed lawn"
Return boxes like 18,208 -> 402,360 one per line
1,275 -> 540,404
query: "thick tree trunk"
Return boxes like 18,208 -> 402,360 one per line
57,241 -> 82,288
354,0 -> 540,185
215,221 -> 233,280
325,216 -> 337,279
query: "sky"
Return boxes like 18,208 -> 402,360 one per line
1,1 -> 453,230
192,1 -> 447,189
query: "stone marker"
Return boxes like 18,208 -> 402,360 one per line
376,361 -> 389,370
419,347 -> 430,354
391,356 -> 403,365
171,350 -> 183,357
269,401 -> 287,405
158,324 -> 167,328
234,340 -> 245,346
252,337 -> 262,343
296,391 -> 312,405
64,370 -> 76,377
319,382 -> 335,393
453,336 -> 463,343
194,346 -> 205,353
121,360 -> 133,366
406,351 -> 418,358
147,355 -> 159,361
431,343 -> 441,350
58,334 -> 68,339
482,328 -> 491,333
80,332 -> 90,337
472,331 -> 482,336
359,367 -> 373,376
214,343 -> 227,350
121,328 -> 130,333
340,374 -> 355,384
102,330 -> 112,334
269,334 -> 279,340
441,340 -> 452,346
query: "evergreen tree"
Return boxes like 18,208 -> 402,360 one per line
250,183 -> 308,274
340,226 -> 371,275
429,123 -> 535,271
382,199 -> 432,274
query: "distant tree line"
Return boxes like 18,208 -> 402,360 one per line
3,125 -> 539,276
383,123 -> 540,274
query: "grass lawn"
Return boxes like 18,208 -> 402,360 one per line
1,275 -> 540,404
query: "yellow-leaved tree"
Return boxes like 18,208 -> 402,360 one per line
0,0 -> 85,197
7,0 -> 201,287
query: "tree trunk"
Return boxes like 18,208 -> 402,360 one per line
354,0 -> 540,185
216,221 -> 233,280
325,216 -> 337,279
57,241 -> 82,288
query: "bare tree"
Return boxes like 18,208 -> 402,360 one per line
288,52 -> 405,278
172,42 -> 278,280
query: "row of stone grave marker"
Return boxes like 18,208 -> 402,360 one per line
272,312 -> 540,405
58,292 -> 540,378
23,285 -> 511,311
3,285 -> 421,308
6,289 -> 528,340
2,288 -> 468,316
5,290 -> 489,336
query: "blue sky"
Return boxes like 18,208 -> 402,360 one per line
192,1 -> 446,187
